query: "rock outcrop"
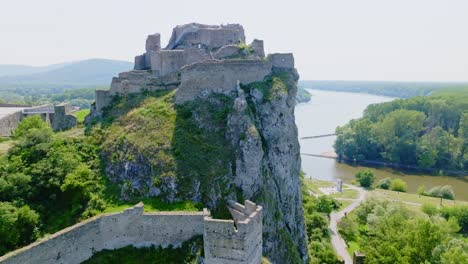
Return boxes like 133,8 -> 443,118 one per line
87,23 -> 308,263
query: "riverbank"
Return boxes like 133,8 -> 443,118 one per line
296,89 -> 468,201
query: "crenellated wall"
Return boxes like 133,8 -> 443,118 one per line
0,201 -> 263,264
204,200 -> 263,264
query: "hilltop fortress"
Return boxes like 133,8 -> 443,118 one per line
85,23 -> 308,263
90,23 -> 294,116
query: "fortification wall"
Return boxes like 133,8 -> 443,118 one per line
0,204 -> 205,264
166,23 -> 245,50
51,104 -> 77,131
204,201 -> 263,264
0,201 -> 262,264
175,59 -> 273,104
0,110 -> 22,137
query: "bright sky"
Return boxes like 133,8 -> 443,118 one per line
1,0 -> 467,81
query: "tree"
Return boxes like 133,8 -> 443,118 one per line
377,177 -> 392,190
0,202 -> 39,255
13,115 -> 48,139
374,109 -> 426,164
355,169 -> 375,188
390,178 -> 407,192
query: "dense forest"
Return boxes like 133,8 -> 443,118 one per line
335,91 -> 468,173
300,80 -> 468,98
339,198 -> 468,263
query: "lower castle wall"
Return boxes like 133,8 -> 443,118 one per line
0,206 -> 205,264
0,111 -> 22,137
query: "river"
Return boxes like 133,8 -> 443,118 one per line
295,89 -> 468,201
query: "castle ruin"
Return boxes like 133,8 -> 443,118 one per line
0,200 -> 262,264
89,23 -> 295,117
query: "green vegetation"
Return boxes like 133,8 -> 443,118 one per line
296,86 -> 312,103
302,177 -> 341,264
83,236 -> 203,264
335,92 -> 468,173
377,177 -> 392,190
300,80 -> 468,98
0,113 -> 203,255
338,198 -> 468,263
390,178 -> 408,192
0,86 -> 98,108
88,90 -> 235,218
355,169 -> 375,188
241,72 -> 291,102
74,109 -> 90,124
424,185 -> 456,200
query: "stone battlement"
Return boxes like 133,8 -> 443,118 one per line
0,200 -> 262,264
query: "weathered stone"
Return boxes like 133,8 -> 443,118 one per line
0,201 -> 263,264
166,23 -> 245,50
145,33 -> 161,52
250,39 -> 265,58
134,54 -> 147,70
213,45 -> 242,60
175,59 -> 272,104
51,104 -> 77,131
269,53 -> 295,69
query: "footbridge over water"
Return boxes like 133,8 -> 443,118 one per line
300,133 -> 337,139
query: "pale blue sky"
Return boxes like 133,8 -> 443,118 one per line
1,0 -> 467,81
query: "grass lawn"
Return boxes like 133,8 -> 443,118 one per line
74,109 -> 90,124
338,200 -> 353,210
303,178 -> 335,194
330,188 -> 359,200
370,189 -> 468,208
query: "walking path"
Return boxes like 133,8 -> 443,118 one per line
328,185 -> 367,264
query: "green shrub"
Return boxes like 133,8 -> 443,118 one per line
355,169 -> 375,188
421,203 -> 438,216
428,185 -> 455,200
390,178 -> 407,192
13,115 -> 48,139
377,177 -> 392,190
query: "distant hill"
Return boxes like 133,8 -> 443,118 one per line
0,62 -> 72,77
300,80 -> 468,98
0,59 -> 133,90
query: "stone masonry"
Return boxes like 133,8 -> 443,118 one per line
89,23 -> 294,115
0,103 -> 78,136
0,200 -> 262,264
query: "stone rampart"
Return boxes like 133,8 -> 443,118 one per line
0,200 -> 263,264
204,200 -> 263,264
0,110 -> 22,137
0,203 -> 205,264
51,104 -> 77,131
174,59 -> 273,104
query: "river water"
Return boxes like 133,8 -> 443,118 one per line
295,89 -> 468,201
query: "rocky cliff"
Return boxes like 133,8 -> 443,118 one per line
87,23 -> 308,263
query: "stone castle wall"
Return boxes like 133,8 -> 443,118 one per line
0,201 -> 263,264
0,110 -> 23,137
51,104 -> 77,131
204,201 -> 263,264
174,59 -> 273,104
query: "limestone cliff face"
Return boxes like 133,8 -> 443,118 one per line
227,69 -> 308,262
89,23 -> 308,263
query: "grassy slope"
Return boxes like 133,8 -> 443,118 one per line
89,89 -> 235,218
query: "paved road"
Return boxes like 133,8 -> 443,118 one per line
329,185 -> 367,264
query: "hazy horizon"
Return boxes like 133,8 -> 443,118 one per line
1,0 -> 468,82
